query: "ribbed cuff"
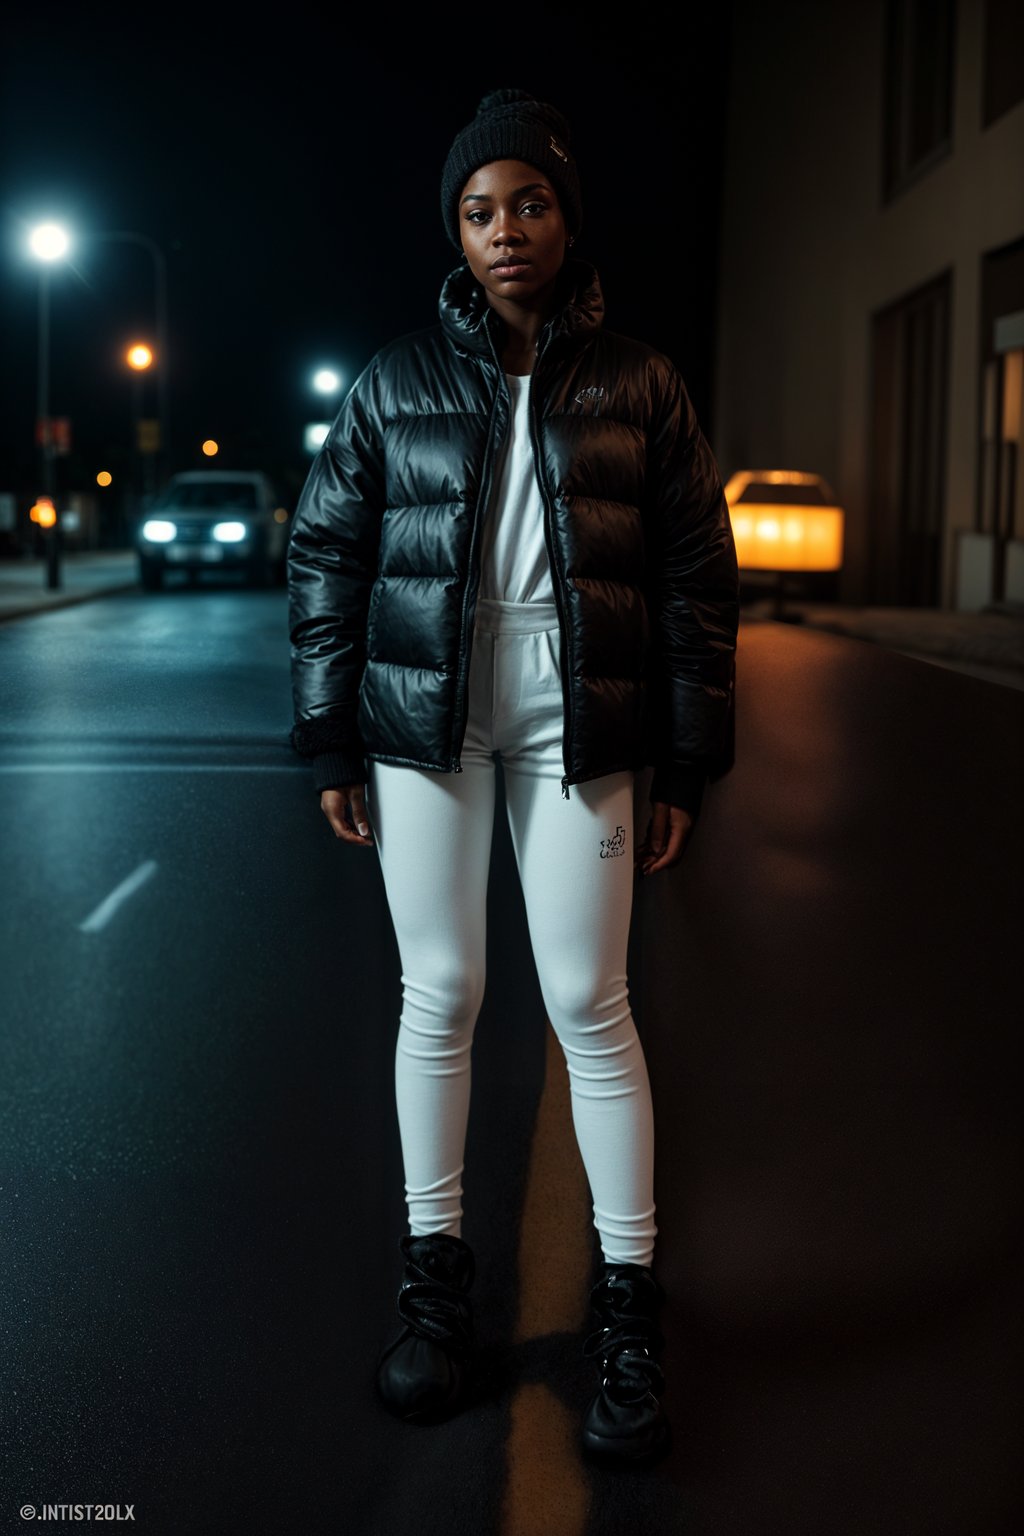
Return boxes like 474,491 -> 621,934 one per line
312,750 -> 367,794
649,762 -> 707,821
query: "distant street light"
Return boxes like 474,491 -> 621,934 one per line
307,368 -> 342,458
30,223 -> 69,262
313,367 -> 342,396
202,440 -> 219,457
29,497 -> 57,528
125,341 -> 156,513
28,221 -> 71,589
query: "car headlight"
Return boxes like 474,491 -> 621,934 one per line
212,521 -> 248,542
142,519 -> 177,542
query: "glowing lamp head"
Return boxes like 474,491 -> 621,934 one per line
202,440 -> 219,457
723,470 -> 845,573
29,223 -> 70,262
126,344 -> 153,371
96,471 -> 113,487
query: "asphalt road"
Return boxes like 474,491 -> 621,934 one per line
0,577 -> 1020,1536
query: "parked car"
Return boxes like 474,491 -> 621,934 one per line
136,471 -> 290,590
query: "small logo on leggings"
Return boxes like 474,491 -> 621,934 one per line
600,825 -> 626,858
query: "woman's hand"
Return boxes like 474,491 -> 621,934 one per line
636,802 -> 694,876
321,782 -> 376,846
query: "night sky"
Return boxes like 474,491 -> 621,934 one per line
1,4 -> 732,510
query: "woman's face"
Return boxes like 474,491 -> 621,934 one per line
458,158 -> 569,307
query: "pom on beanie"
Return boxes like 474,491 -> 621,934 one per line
440,87 -> 583,251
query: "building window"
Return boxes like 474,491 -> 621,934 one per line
883,0 -> 955,202
982,0 -> 1024,128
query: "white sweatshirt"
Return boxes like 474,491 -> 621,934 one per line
477,372 -> 556,604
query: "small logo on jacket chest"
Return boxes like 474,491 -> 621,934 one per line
574,385 -> 606,415
600,825 -> 626,858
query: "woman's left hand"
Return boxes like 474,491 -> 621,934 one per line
636,802 -> 695,876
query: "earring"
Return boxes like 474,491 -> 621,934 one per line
567,236 -> 575,247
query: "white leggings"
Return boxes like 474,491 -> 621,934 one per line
364,597 -> 658,1267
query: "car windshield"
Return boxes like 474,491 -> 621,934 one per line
152,482 -> 259,511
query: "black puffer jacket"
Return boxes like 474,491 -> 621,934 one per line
287,254 -> 739,819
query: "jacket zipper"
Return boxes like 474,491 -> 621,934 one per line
526,357 -> 575,800
453,320 -> 575,802
450,335 -> 507,774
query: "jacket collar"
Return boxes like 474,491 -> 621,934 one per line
438,253 -> 605,360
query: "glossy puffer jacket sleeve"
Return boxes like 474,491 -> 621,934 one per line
644,361 -> 739,821
287,358 -> 386,793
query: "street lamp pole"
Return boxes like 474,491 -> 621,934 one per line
95,232 -> 169,480
29,225 -> 68,588
38,264 -> 51,496
28,222 -> 169,575
37,262 -> 62,589
125,344 -> 154,541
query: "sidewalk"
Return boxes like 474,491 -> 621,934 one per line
742,597 -> 1024,690
0,549 -> 139,623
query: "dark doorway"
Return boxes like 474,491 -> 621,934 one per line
978,236 -> 1024,604
868,270 -> 952,605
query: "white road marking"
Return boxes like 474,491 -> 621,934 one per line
78,860 -> 159,933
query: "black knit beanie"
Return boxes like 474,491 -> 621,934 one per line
440,87 -> 583,252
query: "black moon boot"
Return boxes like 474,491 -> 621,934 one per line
375,1232 -> 477,1424
581,1260 -> 671,1467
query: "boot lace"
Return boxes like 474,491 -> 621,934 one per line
396,1252 -> 474,1356
582,1274 -> 665,1405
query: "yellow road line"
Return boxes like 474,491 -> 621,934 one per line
500,1020 -> 592,1536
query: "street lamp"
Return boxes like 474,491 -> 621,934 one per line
29,223 -> 69,261
93,232 -> 170,481
312,367 -> 343,421
54,225 -> 170,473
312,367 -> 342,397
27,219 -> 170,574
308,366 -> 342,456
28,221 -> 70,589
126,342 -> 155,524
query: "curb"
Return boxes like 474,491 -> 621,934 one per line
0,580 -> 140,625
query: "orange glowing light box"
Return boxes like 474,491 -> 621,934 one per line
723,471 -> 844,573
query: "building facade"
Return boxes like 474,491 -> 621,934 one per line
715,0 -> 1024,608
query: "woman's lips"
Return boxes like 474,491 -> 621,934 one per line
491,261 -> 531,278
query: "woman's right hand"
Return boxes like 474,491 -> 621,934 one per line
321,783 -> 375,846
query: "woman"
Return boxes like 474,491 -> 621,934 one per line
287,88 -> 739,1469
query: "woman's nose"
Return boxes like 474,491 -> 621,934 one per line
491,220 -> 525,247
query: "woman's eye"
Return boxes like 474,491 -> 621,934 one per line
466,202 -> 548,225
